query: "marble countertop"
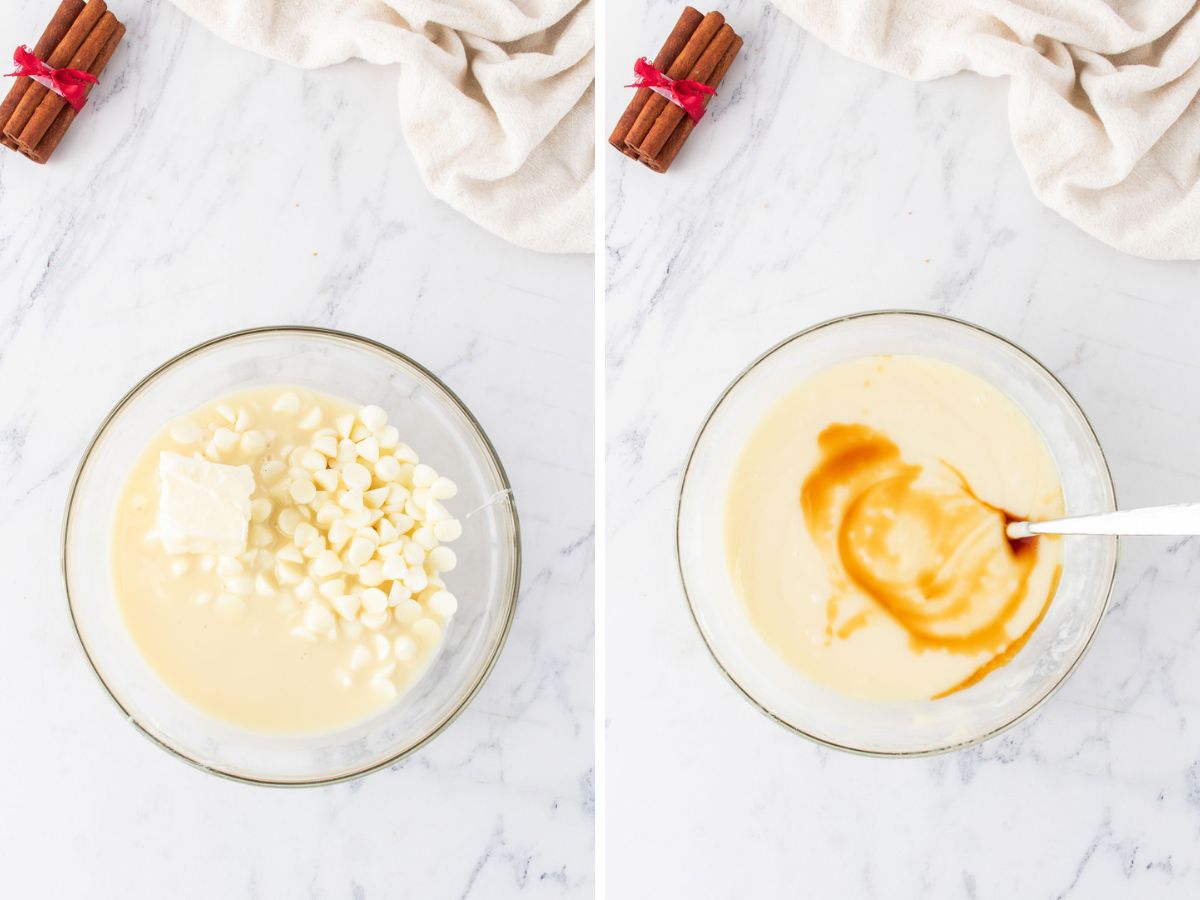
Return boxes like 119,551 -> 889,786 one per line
606,1 -> 1200,896
0,2 -> 593,898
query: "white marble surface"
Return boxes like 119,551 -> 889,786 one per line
0,2 -> 593,897
607,2 -> 1200,896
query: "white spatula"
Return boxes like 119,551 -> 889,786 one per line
1006,504 -> 1200,539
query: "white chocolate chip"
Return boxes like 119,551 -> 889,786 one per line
169,420 -> 202,444
356,437 -> 379,464
336,415 -> 355,439
314,469 -> 340,492
434,519 -> 462,542
293,522 -> 319,547
313,549 -> 342,578
344,508 -> 372,529
273,392 -> 302,414
393,635 -> 417,661
373,633 -> 391,660
234,409 -> 254,433
382,556 -> 408,581
388,582 -> 412,607
240,430 -> 267,456
412,526 -> 438,550
312,434 -> 338,457
217,557 -> 244,577
328,519 -> 353,551
427,546 -> 457,572
412,617 -> 441,641
277,508 -> 301,537
393,443 -> 419,464
361,588 -> 388,615
394,598 -> 422,625
298,407 -> 323,430
360,611 -> 389,630
213,427 -> 239,453
303,604 -> 335,634
364,486 -> 390,509
349,644 -> 372,670
342,463 -> 371,491
276,561 -> 304,585
333,594 -> 361,621
424,500 -> 450,523
370,675 -> 397,699
315,500 -> 341,525
403,568 -> 428,592
169,558 -> 190,578
428,590 -> 458,617
300,450 -> 326,472
225,574 -> 254,596
359,560 -> 385,587
249,497 -> 272,523
318,578 -> 346,601
346,536 -> 375,568
376,425 -> 400,449
412,464 -> 437,488
375,456 -> 401,482
260,459 -> 286,483
360,405 -> 387,432
276,544 -> 303,564
290,478 -> 317,504
430,476 -> 458,500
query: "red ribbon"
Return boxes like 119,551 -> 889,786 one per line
626,57 -> 716,123
6,45 -> 98,112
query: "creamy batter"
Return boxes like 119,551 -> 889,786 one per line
724,355 -> 1064,701
112,386 -> 462,734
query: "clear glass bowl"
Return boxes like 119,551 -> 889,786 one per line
64,327 -> 520,785
677,311 -> 1117,756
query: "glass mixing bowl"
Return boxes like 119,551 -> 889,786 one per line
678,311 -> 1117,756
64,327 -> 520,785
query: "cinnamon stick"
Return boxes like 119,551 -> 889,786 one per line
623,10 -> 724,152
15,10 -> 119,152
608,7 -> 703,159
637,25 -> 737,163
0,0 -> 85,151
646,35 -> 742,173
22,19 -> 124,164
3,0 -> 106,142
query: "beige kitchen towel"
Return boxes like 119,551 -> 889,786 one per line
169,0 -> 594,254
770,0 -> 1200,260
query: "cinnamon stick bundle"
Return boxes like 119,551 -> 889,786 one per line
0,0 -> 83,151
609,8 -> 743,174
0,0 -> 125,164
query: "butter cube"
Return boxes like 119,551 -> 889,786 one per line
158,452 -> 255,555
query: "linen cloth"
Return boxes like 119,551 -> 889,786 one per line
170,0 -> 594,254
770,0 -> 1200,260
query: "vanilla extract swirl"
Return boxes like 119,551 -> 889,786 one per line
800,424 -> 1060,696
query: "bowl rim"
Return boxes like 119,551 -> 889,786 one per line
676,309 -> 1119,758
62,325 -> 521,787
